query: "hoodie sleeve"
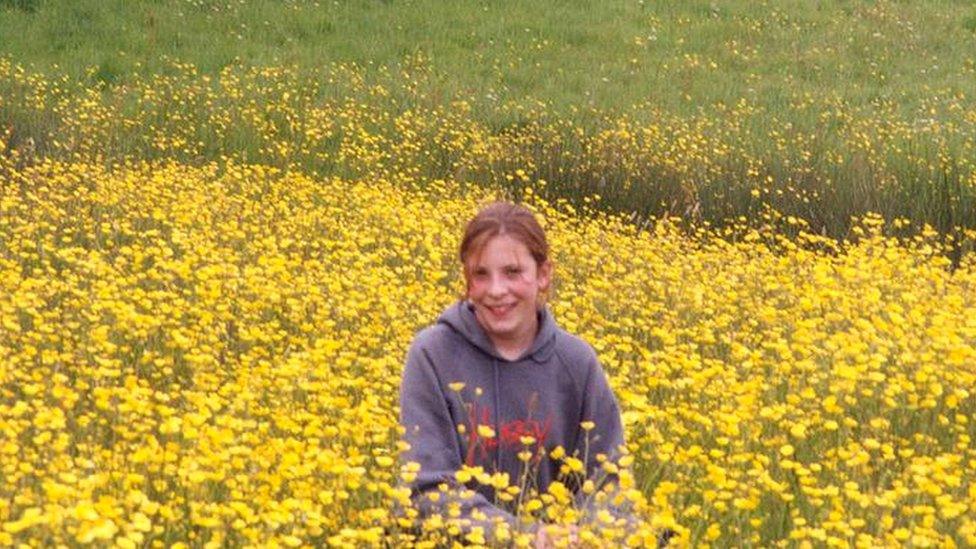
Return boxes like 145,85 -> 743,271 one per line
571,347 -> 643,533
398,335 -> 525,542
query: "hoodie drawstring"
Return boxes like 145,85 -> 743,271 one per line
493,357 -> 500,471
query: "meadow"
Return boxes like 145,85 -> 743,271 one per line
1,0 -> 975,240
1,0 -> 976,547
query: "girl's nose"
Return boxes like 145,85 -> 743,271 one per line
487,273 -> 507,296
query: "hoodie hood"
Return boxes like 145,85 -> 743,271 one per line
437,300 -> 558,363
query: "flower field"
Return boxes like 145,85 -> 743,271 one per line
2,54 -> 975,241
2,0 -> 976,546
1,154 -> 974,547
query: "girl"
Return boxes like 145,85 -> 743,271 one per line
398,201 -> 637,547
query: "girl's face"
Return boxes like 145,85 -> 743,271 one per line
465,233 -> 551,350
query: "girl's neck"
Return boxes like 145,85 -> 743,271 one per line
490,316 -> 539,360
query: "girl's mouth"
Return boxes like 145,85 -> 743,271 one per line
487,303 -> 514,318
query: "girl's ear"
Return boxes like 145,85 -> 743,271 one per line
537,260 -> 552,294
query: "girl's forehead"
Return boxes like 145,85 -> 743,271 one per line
468,234 -> 532,266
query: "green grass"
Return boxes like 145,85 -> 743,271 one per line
1,0 -> 974,118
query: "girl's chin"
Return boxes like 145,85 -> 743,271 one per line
480,313 -> 510,328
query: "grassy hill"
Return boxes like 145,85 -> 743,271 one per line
2,0 -> 974,117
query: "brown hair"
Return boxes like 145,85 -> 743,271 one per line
459,201 -> 552,302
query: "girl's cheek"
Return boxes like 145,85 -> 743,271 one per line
510,282 -> 534,297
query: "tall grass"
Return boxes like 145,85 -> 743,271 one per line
2,58 -> 973,246
1,0 -> 974,257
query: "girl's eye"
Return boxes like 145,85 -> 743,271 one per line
505,267 -> 522,276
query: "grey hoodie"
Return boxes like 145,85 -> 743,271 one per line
398,300 -> 636,539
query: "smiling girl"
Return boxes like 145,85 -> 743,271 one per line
398,201 -> 640,547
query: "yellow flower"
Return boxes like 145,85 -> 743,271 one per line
76,519 -> 118,544
2,507 -> 43,534
564,457 -> 584,473
789,423 -> 807,439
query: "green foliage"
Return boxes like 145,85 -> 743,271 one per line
0,0 -> 39,13
963,14 -> 976,33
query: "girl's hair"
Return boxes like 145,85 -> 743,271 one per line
459,201 -> 551,301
